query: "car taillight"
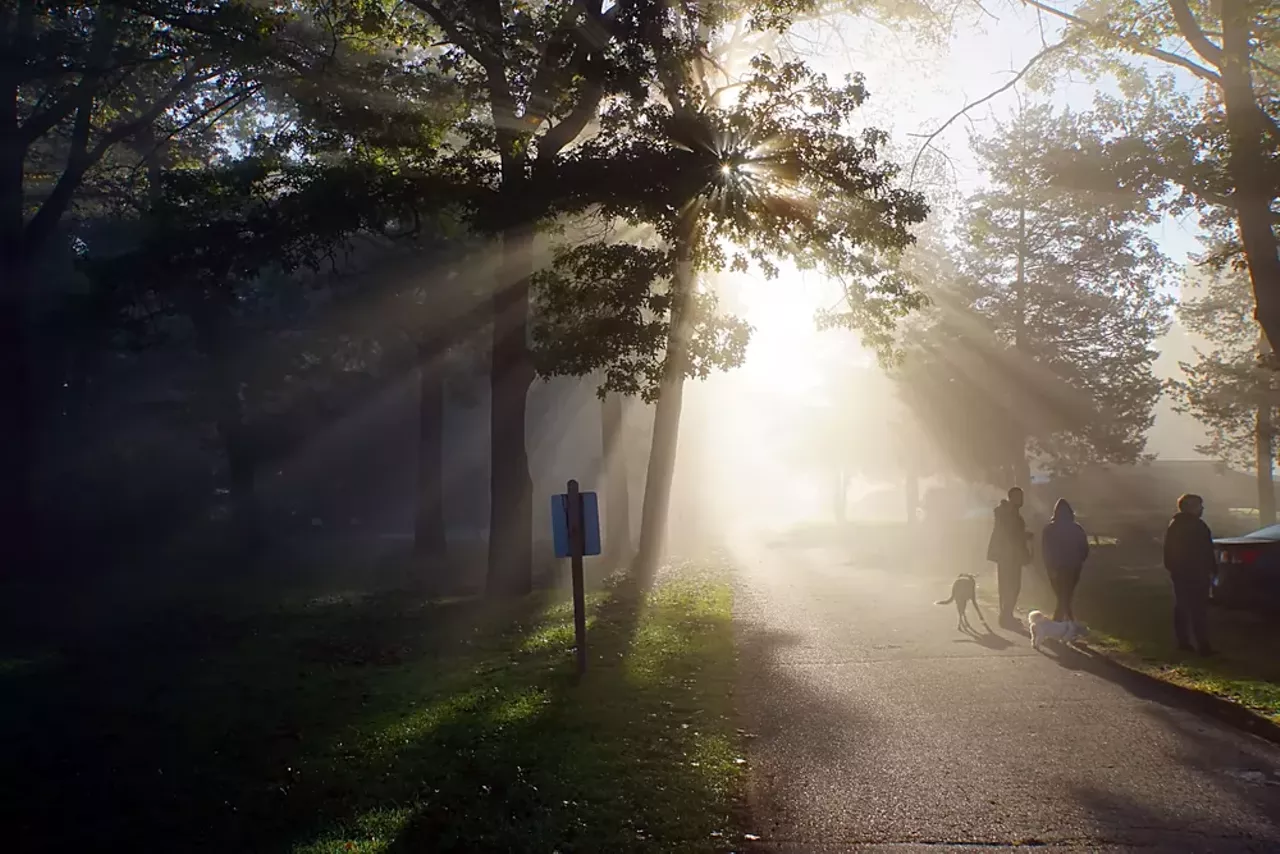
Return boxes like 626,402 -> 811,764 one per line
1223,548 -> 1262,566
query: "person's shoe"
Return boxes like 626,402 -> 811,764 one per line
1177,643 -> 1196,653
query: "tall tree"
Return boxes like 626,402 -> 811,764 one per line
543,48 -> 928,568
93,155 -> 431,548
0,0 -> 300,568
1172,264 -> 1279,524
397,0 -> 927,590
599,391 -> 633,561
1016,1 -> 1280,355
948,104 -> 1171,479
391,0 -> 660,595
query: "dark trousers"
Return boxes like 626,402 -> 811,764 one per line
1171,571 -> 1211,653
997,562 -> 1022,618
1049,565 -> 1082,622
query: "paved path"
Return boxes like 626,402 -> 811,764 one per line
733,542 -> 1280,852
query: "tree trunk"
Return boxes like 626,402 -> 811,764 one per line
192,286 -> 262,552
636,215 -> 697,574
1221,4 -> 1280,356
905,467 -> 920,527
224,422 -> 261,550
1010,202 -> 1030,487
0,257 -> 35,575
1256,402 -> 1276,526
414,342 -> 447,569
485,225 -> 534,597
601,391 -> 632,561
833,468 -> 848,524
1,76 -> 37,573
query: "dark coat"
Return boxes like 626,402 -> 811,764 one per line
987,499 -> 1030,566
1041,499 -> 1089,573
1163,511 -> 1216,579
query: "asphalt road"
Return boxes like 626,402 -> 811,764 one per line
733,542 -> 1280,852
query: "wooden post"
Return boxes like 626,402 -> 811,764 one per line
567,479 -> 588,675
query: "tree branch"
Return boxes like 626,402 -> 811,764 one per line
403,0 -> 492,67
1167,0 -> 1225,67
1020,0 -> 1221,83
908,39 -> 1070,185
536,73 -> 604,163
524,4 -> 585,128
22,61 -> 220,255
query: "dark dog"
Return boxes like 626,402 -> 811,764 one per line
936,573 -> 989,633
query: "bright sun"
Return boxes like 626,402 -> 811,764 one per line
730,269 -> 839,398
673,267 -> 868,536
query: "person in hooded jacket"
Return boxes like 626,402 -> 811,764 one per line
1041,498 -> 1089,622
1162,493 -> 1216,656
987,486 -> 1032,626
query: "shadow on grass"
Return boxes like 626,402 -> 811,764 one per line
3,561 -> 743,853
381,562 -> 743,853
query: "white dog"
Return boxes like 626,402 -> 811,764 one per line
1026,610 -> 1088,650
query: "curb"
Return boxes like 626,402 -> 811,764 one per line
1071,640 -> 1280,747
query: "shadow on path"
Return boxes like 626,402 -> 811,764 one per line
1046,641 -> 1280,747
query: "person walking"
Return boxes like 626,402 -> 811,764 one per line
987,486 -> 1032,628
1162,493 -> 1216,656
1041,498 -> 1089,622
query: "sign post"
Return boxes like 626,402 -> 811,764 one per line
566,480 -> 587,675
551,480 -> 601,676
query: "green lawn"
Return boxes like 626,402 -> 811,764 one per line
2,560 -> 745,852
1015,557 -> 1280,723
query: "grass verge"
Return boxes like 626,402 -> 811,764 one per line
2,561 -> 745,852
1013,563 -> 1280,724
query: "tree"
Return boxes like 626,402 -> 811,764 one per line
2,0 -> 453,569
599,390 -> 633,561
542,45 -> 928,569
1,0 -> 304,567
947,104 -> 1171,481
1171,265 -> 1278,524
92,155 -> 432,549
394,0 -> 928,590
387,0 -> 652,596
1014,1 -> 1280,356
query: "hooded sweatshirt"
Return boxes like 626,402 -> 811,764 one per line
1041,499 -> 1089,573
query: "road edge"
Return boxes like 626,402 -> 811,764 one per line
1075,640 -> 1280,747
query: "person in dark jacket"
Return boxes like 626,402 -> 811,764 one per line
987,486 -> 1032,627
1162,493 -> 1216,656
1041,498 -> 1089,622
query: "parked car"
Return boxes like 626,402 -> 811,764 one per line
1212,524 -> 1280,608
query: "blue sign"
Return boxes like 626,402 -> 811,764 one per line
551,491 -> 602,558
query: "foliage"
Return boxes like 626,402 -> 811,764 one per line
6,0 -> 280,250
530,242 -> 751,401
951,104 -> 1171,474
1015,0 -> 1280,353
1170,265 -> 1277,472
537,52 -> 929,392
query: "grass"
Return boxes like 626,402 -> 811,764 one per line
2,559 -> 745,853
1013,559 -> 1280,723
